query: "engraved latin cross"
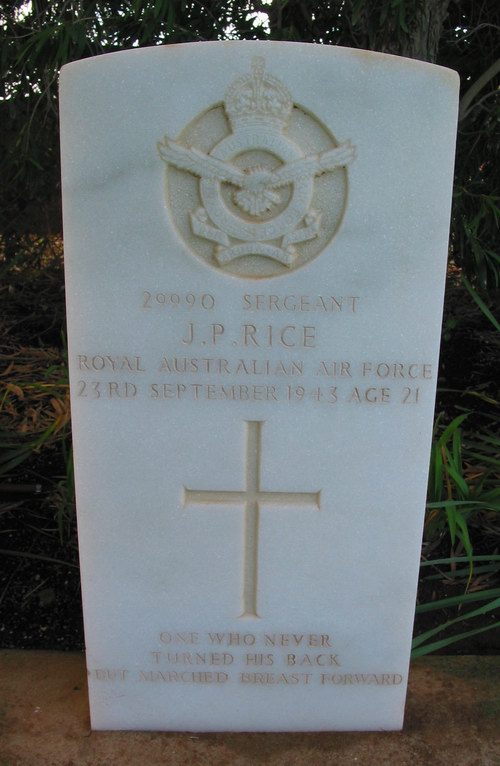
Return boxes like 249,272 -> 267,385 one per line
184,420 -> 321,618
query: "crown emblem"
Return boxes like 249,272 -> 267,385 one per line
224,57 -> 293,132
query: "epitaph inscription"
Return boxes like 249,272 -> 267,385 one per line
184,421 -> 321,618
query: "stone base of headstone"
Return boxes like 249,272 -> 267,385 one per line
1,650 -> 499,765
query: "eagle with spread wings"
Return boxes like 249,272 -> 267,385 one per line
158,137 -> 356,217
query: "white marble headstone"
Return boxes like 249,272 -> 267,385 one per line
60,42 -> 458,731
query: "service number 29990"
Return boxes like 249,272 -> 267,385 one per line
143,291 -> 216,310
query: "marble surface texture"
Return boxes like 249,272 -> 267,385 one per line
60,41 -> 459,731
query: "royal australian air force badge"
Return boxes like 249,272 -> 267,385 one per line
158,57 -> 355,278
